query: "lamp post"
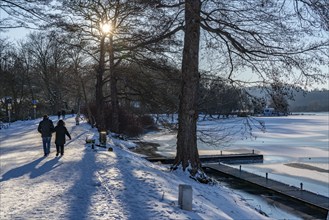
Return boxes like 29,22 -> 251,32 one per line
32,100 -> 37,119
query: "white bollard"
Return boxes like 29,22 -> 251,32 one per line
178,184 -> 193,211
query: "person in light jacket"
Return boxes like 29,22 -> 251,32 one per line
54,120 -> 71,156
38,115 -> 55,157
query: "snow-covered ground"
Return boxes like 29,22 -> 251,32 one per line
0,115 -> 295,220
142,113 -> 329,198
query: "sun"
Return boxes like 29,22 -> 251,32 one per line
100,22 -> 112,34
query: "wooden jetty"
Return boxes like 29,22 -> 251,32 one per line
204,163 -> 329,213
146,153 -> 263,164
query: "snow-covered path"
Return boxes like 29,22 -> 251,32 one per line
0,117 -> 114,219
1,116 -> 286,220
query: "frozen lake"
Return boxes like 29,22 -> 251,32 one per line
141,113 -> 329,197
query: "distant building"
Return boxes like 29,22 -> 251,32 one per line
263,107 -> 275,116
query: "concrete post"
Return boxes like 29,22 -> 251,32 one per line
75,115 -> 80,125
178,184 -> 192,211
99,131 -> 107,146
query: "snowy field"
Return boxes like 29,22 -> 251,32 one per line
0,115 -> 301,220
142,113 -> 329,198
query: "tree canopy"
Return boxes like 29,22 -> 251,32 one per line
1,0 -> 328,176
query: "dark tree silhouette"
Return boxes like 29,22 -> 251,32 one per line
0,0 -> 48,30
164,0 -> 328,176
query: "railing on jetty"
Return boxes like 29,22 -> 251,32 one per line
145,153 -> 263,164
203,163 -> 329,214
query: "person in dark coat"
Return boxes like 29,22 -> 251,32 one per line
54,120 -> 71,156
61,110 -> 66,119
38,115 -> 55,156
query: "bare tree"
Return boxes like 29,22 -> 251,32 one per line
26,31 -> 72,113
119,62 -> 181,115
0,38 -> 39,120
0,0 -> 49,30
65,42 -> 95,124
51,0 -> 182,131
156,0 -> 328,177
267,80 -> 291,115
172,0 -> 202,175
293,0 -> 329,31
199,75 -> 242,118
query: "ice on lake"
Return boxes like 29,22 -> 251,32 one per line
142,113 -> 329,197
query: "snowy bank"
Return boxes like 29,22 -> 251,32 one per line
0,116 -> 274,220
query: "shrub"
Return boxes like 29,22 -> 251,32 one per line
82,103 -> 157,137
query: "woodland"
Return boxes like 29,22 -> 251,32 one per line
1,0 -> 328,176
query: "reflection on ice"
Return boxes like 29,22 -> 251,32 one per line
263,155 -> 292,164
298,157 -> 329,163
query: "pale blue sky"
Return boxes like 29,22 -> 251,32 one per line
2,20 -> 328,91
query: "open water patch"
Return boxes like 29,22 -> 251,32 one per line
131,141 -> 162,157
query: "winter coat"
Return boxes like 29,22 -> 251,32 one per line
38,119 -> 54,137
54,125 -> 71,145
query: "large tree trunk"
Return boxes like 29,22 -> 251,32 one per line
81,78 -> 94,127
109,35 -> 120,133
96,36 -> 106,131
174,0 -> 201,174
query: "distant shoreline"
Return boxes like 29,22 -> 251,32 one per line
284,163 -> 329,173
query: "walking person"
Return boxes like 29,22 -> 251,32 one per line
54,120 -> 71,156
38,115 -> 54,157
61,110 -> 66,120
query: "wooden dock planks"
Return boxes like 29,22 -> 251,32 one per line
146,153 -> 263,164
204,163 -> 329,212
